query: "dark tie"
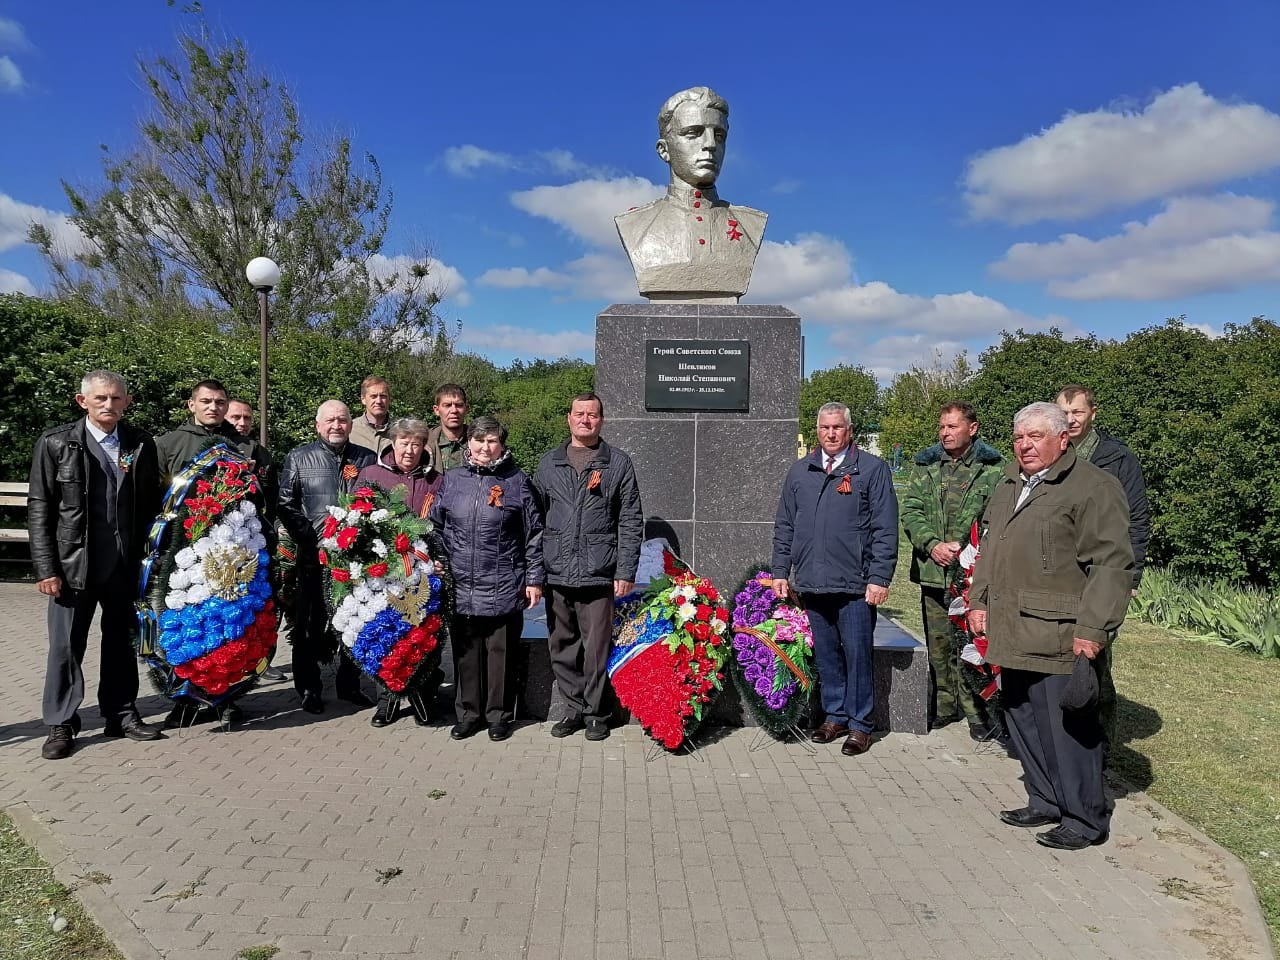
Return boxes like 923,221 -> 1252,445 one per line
825,457 -> 833,474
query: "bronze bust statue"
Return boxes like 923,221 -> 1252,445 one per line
615,87 -> 768,303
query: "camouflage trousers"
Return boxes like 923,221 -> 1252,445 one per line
921,587 -> 990,725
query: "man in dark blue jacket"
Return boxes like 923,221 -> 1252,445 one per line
532,393 -> 643,741
772,402 -> 898,756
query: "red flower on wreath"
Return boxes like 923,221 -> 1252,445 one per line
336,527 -> 358,550
367,562 -> 389,578
331,568 -> 351,583
350,499 -> 374,515
322,515 -> 340,539
354,486 -> 375,498
394,533 -> 410,554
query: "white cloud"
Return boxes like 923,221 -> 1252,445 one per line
964,84 -> 1280,223
771,180 -> 802,195
0,56 -> 22,93
797,280 -> 1066,337
0,193 -> 90,255
510,176 -> 663,248
441,145 -> 518,177
826,332 -> 971,382
0,267 -> 35,294
477,266 -> 571,290
747,233 -> 853,303
456,323 -> 594,358
1043,233 -> 1280,300
990,194 -> 1280,300
992,194 -> 1275,280
0,17 -> 30,50
366,253 -> 471,307
441,145 -> 613,180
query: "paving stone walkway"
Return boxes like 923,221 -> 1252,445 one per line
0,582 -> 1272,960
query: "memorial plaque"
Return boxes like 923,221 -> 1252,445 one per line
645,339 -> 750,411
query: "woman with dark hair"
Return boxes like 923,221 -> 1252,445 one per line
356,418 -> 444,728
429,416 -> 544,742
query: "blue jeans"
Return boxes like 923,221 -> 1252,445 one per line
803,593 -> 876,733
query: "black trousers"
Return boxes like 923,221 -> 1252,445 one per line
43,563 -> 141,728
452,611 -> 522,725
1002,667 -> 1110,841
546,585 -> 615,720
291,562 -> 360,698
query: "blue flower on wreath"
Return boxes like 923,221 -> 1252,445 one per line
352,608 -> 410,675
155,565 -> 271,666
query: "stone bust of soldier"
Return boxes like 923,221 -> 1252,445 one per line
615,86 -> 768,303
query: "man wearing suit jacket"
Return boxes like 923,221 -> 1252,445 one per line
28,370 -> 164,759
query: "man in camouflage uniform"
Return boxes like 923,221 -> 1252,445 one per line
900,401 -> 1004,739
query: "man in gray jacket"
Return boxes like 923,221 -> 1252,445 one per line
532,393 -> 643,741
970,402 -> 1133,850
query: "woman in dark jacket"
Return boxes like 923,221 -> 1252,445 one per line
357,418 -> 444,728
429,417 -> 544,742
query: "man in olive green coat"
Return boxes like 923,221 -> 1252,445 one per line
900,401 -> 1003,738
969,402 -> 1133,851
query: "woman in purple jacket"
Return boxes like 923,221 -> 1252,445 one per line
429,416 -> 544,742
357,418 -> 444,728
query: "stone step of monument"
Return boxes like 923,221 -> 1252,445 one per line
510,601 -> 927,735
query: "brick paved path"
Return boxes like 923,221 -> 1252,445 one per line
0,583 -> 1271,960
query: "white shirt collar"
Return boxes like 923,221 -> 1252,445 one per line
84,418 -> 117,445
823,446 -> 851,469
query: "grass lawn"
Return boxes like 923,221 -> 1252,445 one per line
0,811 -> 123,960
884,536 -> 1280,951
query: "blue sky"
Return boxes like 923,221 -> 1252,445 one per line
2,0 -> 1278,377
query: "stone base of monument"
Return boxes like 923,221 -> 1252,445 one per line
511,603 -> 928,735
593,303 -> 802,591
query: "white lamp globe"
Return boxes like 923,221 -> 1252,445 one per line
245,257 -> 281,289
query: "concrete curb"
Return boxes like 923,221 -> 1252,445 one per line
1110,782 -> 1277,960
7,802 -> 165,960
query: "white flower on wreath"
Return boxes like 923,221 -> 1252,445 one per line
679,585 -> 697,601
165,508 -> 267,610
370,509 -> 389,522
711,619 -> 726,635
349,561 -> 362,579
327,505 -> 346,519
346,508 -> 365,524
677,602 -> 697,622
370,538 -> 388,557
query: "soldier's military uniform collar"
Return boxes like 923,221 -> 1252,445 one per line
666,182 -> 722,209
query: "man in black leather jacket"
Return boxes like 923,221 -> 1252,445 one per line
278,399 -> 376,713
27,370 -> 165,759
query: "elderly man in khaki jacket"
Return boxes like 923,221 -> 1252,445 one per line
969,401 -> 1133,851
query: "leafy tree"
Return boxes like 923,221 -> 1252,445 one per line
29,34 -> 442,341
0,295 -> 95,480
964,328 -> 1102,452
486,359 -> 595,468
878,351 -> 974,459
799,364 -> 879,449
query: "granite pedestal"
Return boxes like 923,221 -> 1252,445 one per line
594,303 -> 801,591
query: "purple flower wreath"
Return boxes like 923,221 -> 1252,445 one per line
729,570 -> 815,735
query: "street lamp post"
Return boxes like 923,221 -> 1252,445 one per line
244,257 -> 281,450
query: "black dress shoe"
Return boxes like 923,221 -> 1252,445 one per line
550,714 -> 584,738
584,718 -> 610,742
969,721 -> 997,741
999,807 -> 1060,828
370,695 -> 397,728
451,719 -> 483,740
41,725 -> 75,760
300,692 -> 325,714
103,718 -> 165,741
488,721 -> 512,742
929,715 -> 959,731
338,689 -> 376,708
1036,825 -> 1107,850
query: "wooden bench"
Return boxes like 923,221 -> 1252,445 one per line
0,482 -> 30,543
